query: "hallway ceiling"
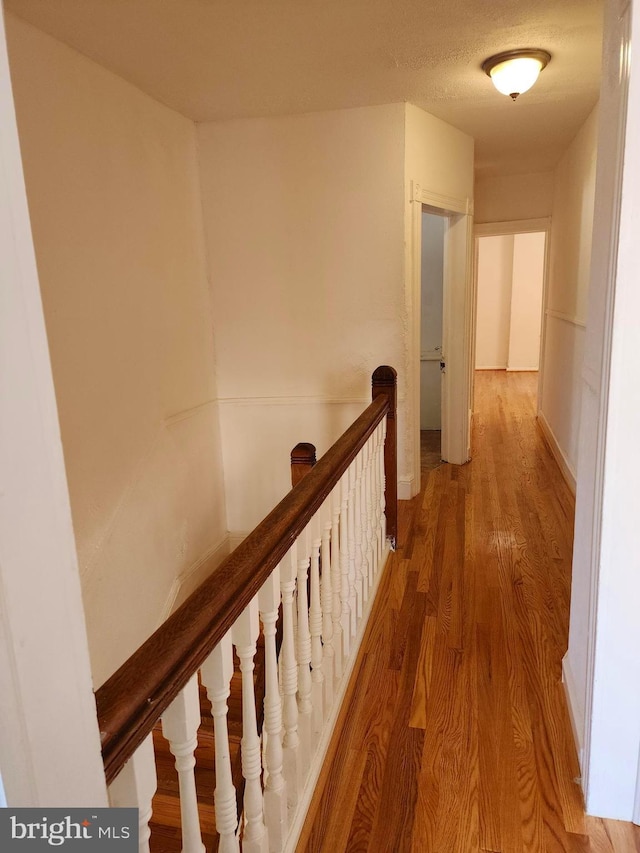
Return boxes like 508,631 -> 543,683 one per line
5,0 -> 603,177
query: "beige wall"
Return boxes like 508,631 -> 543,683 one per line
405,104 -> 475,203
508,232 -> 545,371
475,235 -> 515,369
197,104 -> 406,531
475,171 -> 554,223
198,102 -> 473,527
539,105 -> 598,479
6,15 -> 227,687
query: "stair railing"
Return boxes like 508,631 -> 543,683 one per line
95,365 -> 397,852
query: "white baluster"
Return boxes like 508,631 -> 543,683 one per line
372,424 -> 381,567
258,566 -> 288,852
347,461 -> 358,638
360,437 -> 372,602
339,471 -> 351,657
296,528 -> 313,763
353,452 -> 364,621
200,634 -> 239,853
309,513 -> 324,738
363,436 -> 375,593
280,547 -> 301,808
320,500 -> 335,710
232,598 -> 268,853
330,485 -> 344,683
378,419 -> 387,557
161,675 -> 205,853
108,733 -> 157,853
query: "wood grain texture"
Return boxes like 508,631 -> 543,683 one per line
297,371 -> 640,853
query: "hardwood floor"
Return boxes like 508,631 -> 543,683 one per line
420,430 -> 442,474
297,371 -> 640,853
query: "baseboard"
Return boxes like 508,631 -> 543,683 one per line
228,530 -> 249,550
507,366 -> 539,372
476,365 -> 507,370
398,477 -> 415,501
562,654 -> 585,777
160,534 -> 234,618
537,411 -> 577,495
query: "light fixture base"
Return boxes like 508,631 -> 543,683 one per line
481,48 -> 551,77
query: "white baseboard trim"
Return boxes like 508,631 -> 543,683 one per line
228,530 -> 249,550
160,533 -> 233,619
507,366 -> 539,373
537,411 -> 577,495
284,543 -> 392,853
562,654 -> 585,777
398,477 -> 415,501
476,365 -> 507,370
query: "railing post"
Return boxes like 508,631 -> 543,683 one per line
372,366 -> 397,550
291,442 -> 317,486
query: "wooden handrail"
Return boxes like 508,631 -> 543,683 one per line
95,368 -> 396,785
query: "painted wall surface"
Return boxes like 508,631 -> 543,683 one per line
539,106 -> 598,480
405,104 -> 475,204
475,172 -> 554,223
197,102 -> 473,526
6,16 -> 227,687
508,232 -> 545,371
197,104 -> 406,531
420,212 -> 444,430
475,235 -> 514,369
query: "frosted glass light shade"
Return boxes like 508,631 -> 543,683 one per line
482,49 -> 551,100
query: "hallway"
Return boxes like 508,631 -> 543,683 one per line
298,371 -> 640,852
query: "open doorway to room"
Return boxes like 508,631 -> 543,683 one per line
474,224 -> 549,409
409,181 -> 473,498
419,209 -> 446,473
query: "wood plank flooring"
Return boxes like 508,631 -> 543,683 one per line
297,371 -> 640,853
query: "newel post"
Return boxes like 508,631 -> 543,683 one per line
291,442 -> 317,486
372,366 -> 397,549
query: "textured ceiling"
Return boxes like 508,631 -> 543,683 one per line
5,0 -> 603,177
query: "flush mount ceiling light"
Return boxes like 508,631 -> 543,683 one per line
482,49 -> 551,101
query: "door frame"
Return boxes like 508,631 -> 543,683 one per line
408,183 -> 473,497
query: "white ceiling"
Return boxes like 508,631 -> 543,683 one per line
5,0 -> 603,177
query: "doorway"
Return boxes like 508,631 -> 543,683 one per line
475,231 -> 546,372
473,220 -> 550,412
420,210 -> 446,471
408,182 -> 474,499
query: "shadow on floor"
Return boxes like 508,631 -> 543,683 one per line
420,429 -> 442,473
